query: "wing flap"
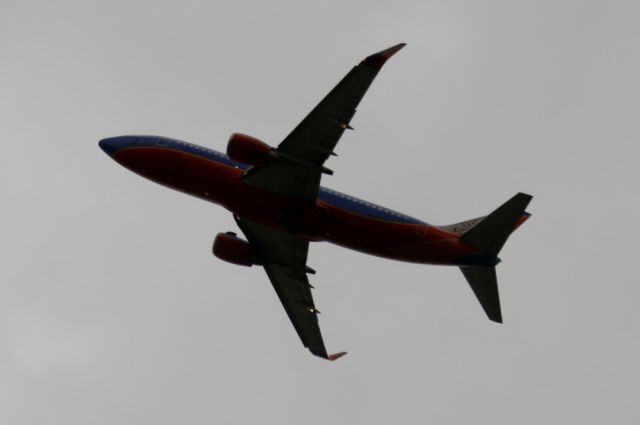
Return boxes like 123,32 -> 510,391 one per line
263,263 -> 327,357
235,217 -> 342,359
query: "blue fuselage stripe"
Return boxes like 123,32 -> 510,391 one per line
315,189 -> 423,224
117,136 -> 423,225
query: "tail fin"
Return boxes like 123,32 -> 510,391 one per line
459,193 -> 532,323
460,193 -> 532,257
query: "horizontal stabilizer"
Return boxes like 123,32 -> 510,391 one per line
460,193 -> 532,256
460,266 -> 502,323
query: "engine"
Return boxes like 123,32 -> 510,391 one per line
226,133 -> 272,166
212,232 -> 256,267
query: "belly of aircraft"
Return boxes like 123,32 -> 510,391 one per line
113,146 -> 476,265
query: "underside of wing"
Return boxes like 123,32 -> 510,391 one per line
241,43 -> 406,201
235,216 -> 345,360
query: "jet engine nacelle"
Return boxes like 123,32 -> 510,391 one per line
212,232 -> 256,267
226,133 -> 272,166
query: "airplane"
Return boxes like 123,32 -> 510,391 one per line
99,43 -> 532,361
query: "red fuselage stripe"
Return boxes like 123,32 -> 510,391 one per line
113,145 -> 478,265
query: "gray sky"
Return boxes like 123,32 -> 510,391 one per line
2,0 -> 639,423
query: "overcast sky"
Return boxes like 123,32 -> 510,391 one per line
2,0 -> 639,423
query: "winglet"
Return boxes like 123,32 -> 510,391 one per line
362,43 -> 406,69
326,351 -> 348,361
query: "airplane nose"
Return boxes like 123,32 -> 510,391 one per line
99,137 -> 123,157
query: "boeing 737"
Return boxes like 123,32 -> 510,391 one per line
99,43 -> 532,360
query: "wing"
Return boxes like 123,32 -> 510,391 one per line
235,216 -> 346,360
242,43 -> 406,201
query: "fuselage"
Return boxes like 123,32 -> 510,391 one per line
99,135 -> 488,266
